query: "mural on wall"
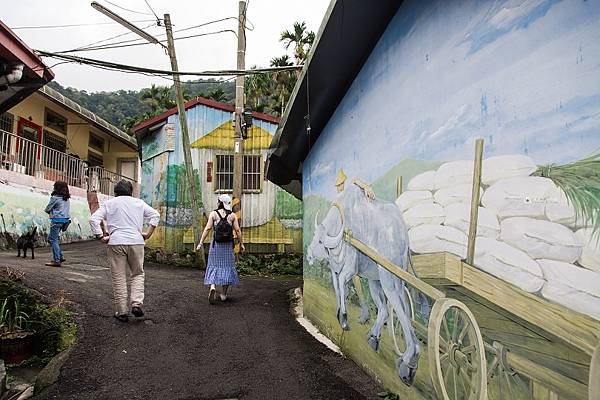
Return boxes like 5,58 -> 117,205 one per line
140,105 -> 302,253
302,0 -> 600,399
0,182 -> 94,247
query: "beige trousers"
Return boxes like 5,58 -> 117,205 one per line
107,245 -> 145,315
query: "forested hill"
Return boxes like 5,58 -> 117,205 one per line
47,79 -> 235,132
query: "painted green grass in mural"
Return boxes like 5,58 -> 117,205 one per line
370,159 -> 443,202
165,164 -> 203,208
275,188 -> 302,220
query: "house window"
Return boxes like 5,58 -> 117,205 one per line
215,155 -> 233,191
0,113 -> 14,134
215,154 -> 262,192
88,153 -> 103,167
43,130 -> 67,170
89,133 -> 105,152
0,113 -> 13,154
243,155 -> 261,191
45,109 -> 67,133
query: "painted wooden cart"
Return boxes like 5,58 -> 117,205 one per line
342,139 -> 600,400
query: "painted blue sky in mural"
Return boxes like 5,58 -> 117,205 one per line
304,0 -> 600,199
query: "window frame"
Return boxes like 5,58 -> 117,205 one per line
44,108 -> 68,134
0,112 -> 14,134
42,130 -> 67,170
214,154 -> 234,193
88,152 -> 103,167
89,132 -> 105,152
213,153 -> 263,194
242,154 -> 262,193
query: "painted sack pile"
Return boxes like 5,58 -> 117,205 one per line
395,155 -> 600,319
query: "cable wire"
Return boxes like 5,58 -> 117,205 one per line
10,20 -> 156,30
104,0 -> 154,16
143,0 -> 162,22
59,29 -> 236,53
56,17 -> 241,54
67,22 -> 158,53
36,50 -> 303,77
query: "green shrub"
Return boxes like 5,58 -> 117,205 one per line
0,279 -> 77,364
236,253 -> 303,276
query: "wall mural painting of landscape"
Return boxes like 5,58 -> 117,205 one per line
303,0 -> 600,398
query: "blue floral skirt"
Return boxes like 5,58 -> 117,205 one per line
204,240 -> 239,286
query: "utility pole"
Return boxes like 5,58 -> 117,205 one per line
232,0 -> 246,206
164,13 -> 205,268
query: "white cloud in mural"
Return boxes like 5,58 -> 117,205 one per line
428,105 -> 476,139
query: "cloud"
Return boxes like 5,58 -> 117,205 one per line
428,104 -> 475,139
463,0 -> 560,55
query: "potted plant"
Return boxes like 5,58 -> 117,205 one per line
0,296 -> 34,364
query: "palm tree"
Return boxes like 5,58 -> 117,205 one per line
270,55 -> 295,115
159,86 -> 176,109
140,84 -> 161,113
206,88 -> 227,102
280,21 -> 315,65
245,66 -> 272,111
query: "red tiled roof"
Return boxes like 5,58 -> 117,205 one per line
132,96 -> 279,134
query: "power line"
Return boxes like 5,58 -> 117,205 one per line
104,0 -> 154,16
9,20 -> 156,30
59,29 -> 236,53
55,17 -> 241,54
36,49 -> 303,77
143,0 -> 161,22
66,22 -> 160,53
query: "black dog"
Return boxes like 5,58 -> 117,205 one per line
16,226 -> 37,259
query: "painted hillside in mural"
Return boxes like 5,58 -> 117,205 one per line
302,1 -> 600,399
139,99 -> 302,253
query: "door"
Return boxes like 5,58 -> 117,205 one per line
118,158 -> 137,181
16,118 -> 42,176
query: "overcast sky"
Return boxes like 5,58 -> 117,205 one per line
4,0 -> 330,92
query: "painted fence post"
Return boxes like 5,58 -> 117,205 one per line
396,176 -> 403,198
466,138 -> 484,265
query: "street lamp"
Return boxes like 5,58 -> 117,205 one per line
90,1 -> 165,48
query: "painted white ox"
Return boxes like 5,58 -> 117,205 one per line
306,183 -> 420,386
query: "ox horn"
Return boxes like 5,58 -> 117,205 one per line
323,223 -> 344,248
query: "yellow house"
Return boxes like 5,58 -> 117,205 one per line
1,85 -> 139,195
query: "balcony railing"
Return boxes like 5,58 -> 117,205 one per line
0,129 -> 135,196
88,166 -> 135,197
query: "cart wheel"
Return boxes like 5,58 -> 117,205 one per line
485,341 -> 530,398
428,298 -> 487,400
590,343 -> 600,400
387,285 -> 415,357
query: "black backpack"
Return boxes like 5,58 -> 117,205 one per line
214,210 -> 233,244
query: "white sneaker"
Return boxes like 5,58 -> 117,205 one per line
220,294 -> 227,301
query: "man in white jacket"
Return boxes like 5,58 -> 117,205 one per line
89,180 -> 160,322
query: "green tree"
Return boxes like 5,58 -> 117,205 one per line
245,67 -> 271,112
270,55 -> 295,115
280,21 -> 315,65
206,88 -> 227,102
140,84 -> 162,113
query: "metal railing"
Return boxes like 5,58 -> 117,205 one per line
0,129 -> 135,196
88,166 -> 135,196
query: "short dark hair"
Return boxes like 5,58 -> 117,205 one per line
52,181 -> 70,201
114,180 -> 133,197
